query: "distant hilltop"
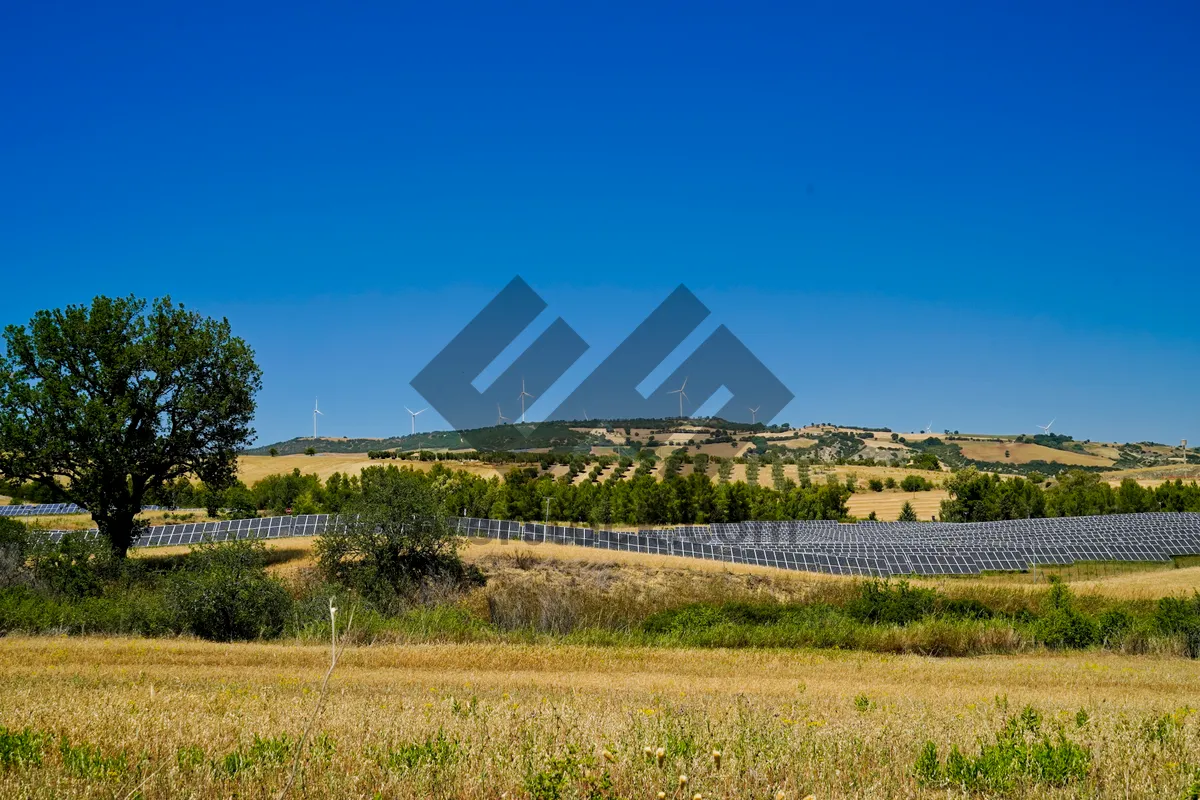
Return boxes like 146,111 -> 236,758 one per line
245,419 -> 1198,476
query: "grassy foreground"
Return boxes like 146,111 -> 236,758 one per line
3,637 -> 1200,798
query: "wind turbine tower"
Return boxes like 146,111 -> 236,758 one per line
496,404 -> 509,426
518,378 -> 534,424
313,398 -> 324,439
749,406 -> 760,424
404,406 -> 427,436
667,376 -> 689,418
1036,418 -> 1056,436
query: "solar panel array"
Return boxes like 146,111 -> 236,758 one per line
0,503 -> 170,517
39,514 -> 339,546
457,514 -> 1200,576
34,512 -> 1200,577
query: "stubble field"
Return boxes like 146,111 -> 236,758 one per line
4,637 -> 1200,799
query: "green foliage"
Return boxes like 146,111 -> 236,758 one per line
916,707 -> 1090,792
0,727 -> 48,770
316,466 -> 467,601
167,539 -> 292,641
868,478 -> 884,492
59,737 -> 129,780
913,741 -> 941,785
910,452 -> 942,471
525,752 -> 583,800
1034,580 -> 1097,649
940,468 -> 1045,522
0,295 -> 262,557
847,580 -> 936,625
900,474 -> 934,492
897,501 -> 918,522
28,532 -> 114,598
215,734 -> 293,777
1097,608 -> 1133,644
381,730 -> 459,773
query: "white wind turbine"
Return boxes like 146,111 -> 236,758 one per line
667,376 -> 689,418
404,406 -> 427,436
749,406 -> 760,424
496,404 -> 509,426
312,398 -> 324,439
518,378 -> 534,424
1037,418 -> 1056,436
924,421 -> 934,434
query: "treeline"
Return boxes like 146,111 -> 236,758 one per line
146,463 -> 853,525
940,469 -> 1200,522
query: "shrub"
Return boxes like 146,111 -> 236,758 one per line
884,477 -> 897,489
901,475 -> 931,492
1097,608 -> 1133,645
315,466 -> 467,602
1034,580 -> 1097,649
28,532 -> 114,598
847,580 -> 937,626
167,539 -> 292,641
868,478 -> 884,492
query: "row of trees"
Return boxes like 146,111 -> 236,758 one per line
156,463 -> 855,527
939,468 -> 1200,522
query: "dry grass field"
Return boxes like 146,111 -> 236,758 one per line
955,441 -> 1116,468
847,490 -> 949,521
237,454 -> 503,484
3,637 -> 1200,798
237,453 -> 377,483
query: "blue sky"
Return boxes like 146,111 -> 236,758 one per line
2,2 -> 1197,446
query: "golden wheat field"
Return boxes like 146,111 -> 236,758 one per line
955,441 -> 1115,468
3,637 -> 1200,798
846,490 -> 948,521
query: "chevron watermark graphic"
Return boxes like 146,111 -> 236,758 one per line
411,277 -> 793,449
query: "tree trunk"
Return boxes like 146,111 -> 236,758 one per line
95,508 -> 139,558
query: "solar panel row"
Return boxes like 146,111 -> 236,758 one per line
0,503 -> 176,517
35,512 -> 1200,578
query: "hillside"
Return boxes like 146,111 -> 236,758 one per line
247,420 -> 1198,479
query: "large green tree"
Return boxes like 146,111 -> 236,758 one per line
0,296 -> 262,557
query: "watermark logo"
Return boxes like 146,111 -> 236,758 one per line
411,277 -> 793,448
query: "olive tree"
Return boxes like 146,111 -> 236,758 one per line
0,295 -> 261,557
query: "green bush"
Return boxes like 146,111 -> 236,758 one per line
167,539 -> 292,641
847,580 -> 937,625
28,532 -> 114,598
868,478 -> 884,492
916,707 -> 1090,792
1034,581 -> 1097,649
900,475 -> 932,492
1097,608 -> 1132,644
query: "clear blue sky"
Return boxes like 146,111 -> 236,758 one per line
2,2 -> 1197,446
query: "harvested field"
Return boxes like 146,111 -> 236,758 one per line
2,637 -> 1198,798
956,441 -> 1115,467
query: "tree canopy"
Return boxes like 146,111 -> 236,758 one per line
0,295 -> 261,556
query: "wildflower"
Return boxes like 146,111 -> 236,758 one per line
678,774 -> 688,787
712,749 -> 722,769
644,746 -> 653,758
655,746 -> 665,767
603,749 -> 616,763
